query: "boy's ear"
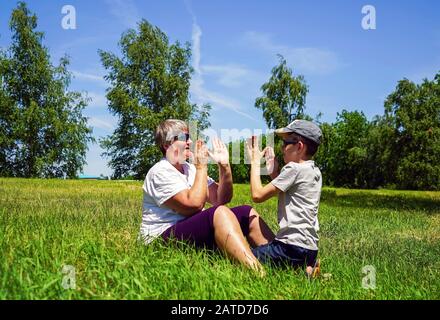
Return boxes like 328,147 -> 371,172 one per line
299,140 -> 306,153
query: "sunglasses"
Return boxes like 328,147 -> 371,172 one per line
173,133 -> 190,142
282,139 -> 299,147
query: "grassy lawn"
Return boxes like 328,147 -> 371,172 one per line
0,178 -> 439,299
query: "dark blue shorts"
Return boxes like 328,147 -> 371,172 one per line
251,240 -> 318,268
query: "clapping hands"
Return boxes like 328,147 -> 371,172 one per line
245,136 -> 279,175
208,137 -> 229,165
193,140 -> 209,167
192,138 -> 230,167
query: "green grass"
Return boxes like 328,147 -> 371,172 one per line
1,178 -> 439,299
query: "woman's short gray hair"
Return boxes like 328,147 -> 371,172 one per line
155,119 -> 188,155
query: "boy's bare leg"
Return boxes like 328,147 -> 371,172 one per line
213,206 -> 265,276
247,208 -> 276,247
306,259 -> 321,278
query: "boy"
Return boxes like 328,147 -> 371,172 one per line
246,119 -> 322,278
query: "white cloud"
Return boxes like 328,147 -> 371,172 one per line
105,0 -> 140,29
185,1 -> 263,121
72,70 -> 106,86
86,92 -> 108,108
189,18 -> 258,121
88,116 -> 116,131
202,64 -> 252,88
191,79 -> 256,120
192,22 -> 202,75
243,31 -> 343,75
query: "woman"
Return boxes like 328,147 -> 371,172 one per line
140,119 -> 275,274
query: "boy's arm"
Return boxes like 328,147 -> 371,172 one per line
247,137 -> 280,203
269,170 -> 280,180
250,159 -> 280,203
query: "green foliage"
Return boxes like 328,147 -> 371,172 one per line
312,74 -> 440,191
255,55 -> 308,129
254,54 -> 439,190
383,74 -> 440,190
315,110 -> 371,188
228,139 -> 249,183
0,2 -> 93,178
99,20 -> 211,180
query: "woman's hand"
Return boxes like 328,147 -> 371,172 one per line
262,146 -> 279,175
208,137 -> 229,166
245,136 -> 263,164
194,140 -> 209,168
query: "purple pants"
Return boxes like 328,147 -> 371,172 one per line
161,205 -> 252,249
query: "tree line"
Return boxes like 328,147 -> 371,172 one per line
1,2 -> 439,190
221,54 -> 439,191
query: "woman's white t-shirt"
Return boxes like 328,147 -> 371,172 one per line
140,158 -> 215,244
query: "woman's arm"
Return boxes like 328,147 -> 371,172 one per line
216,163 -> 233,204
164,141 -> 209,216
207,163 -> 233,206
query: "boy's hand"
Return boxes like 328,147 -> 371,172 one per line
245,136 -> 263,164
262,146 -> 279,175
208,137 -> 229,166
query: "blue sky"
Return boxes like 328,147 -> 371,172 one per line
1,0 -> 439,176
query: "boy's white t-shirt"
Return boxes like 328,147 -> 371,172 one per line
271,160 -> 322,251
140,158 -> 215,244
